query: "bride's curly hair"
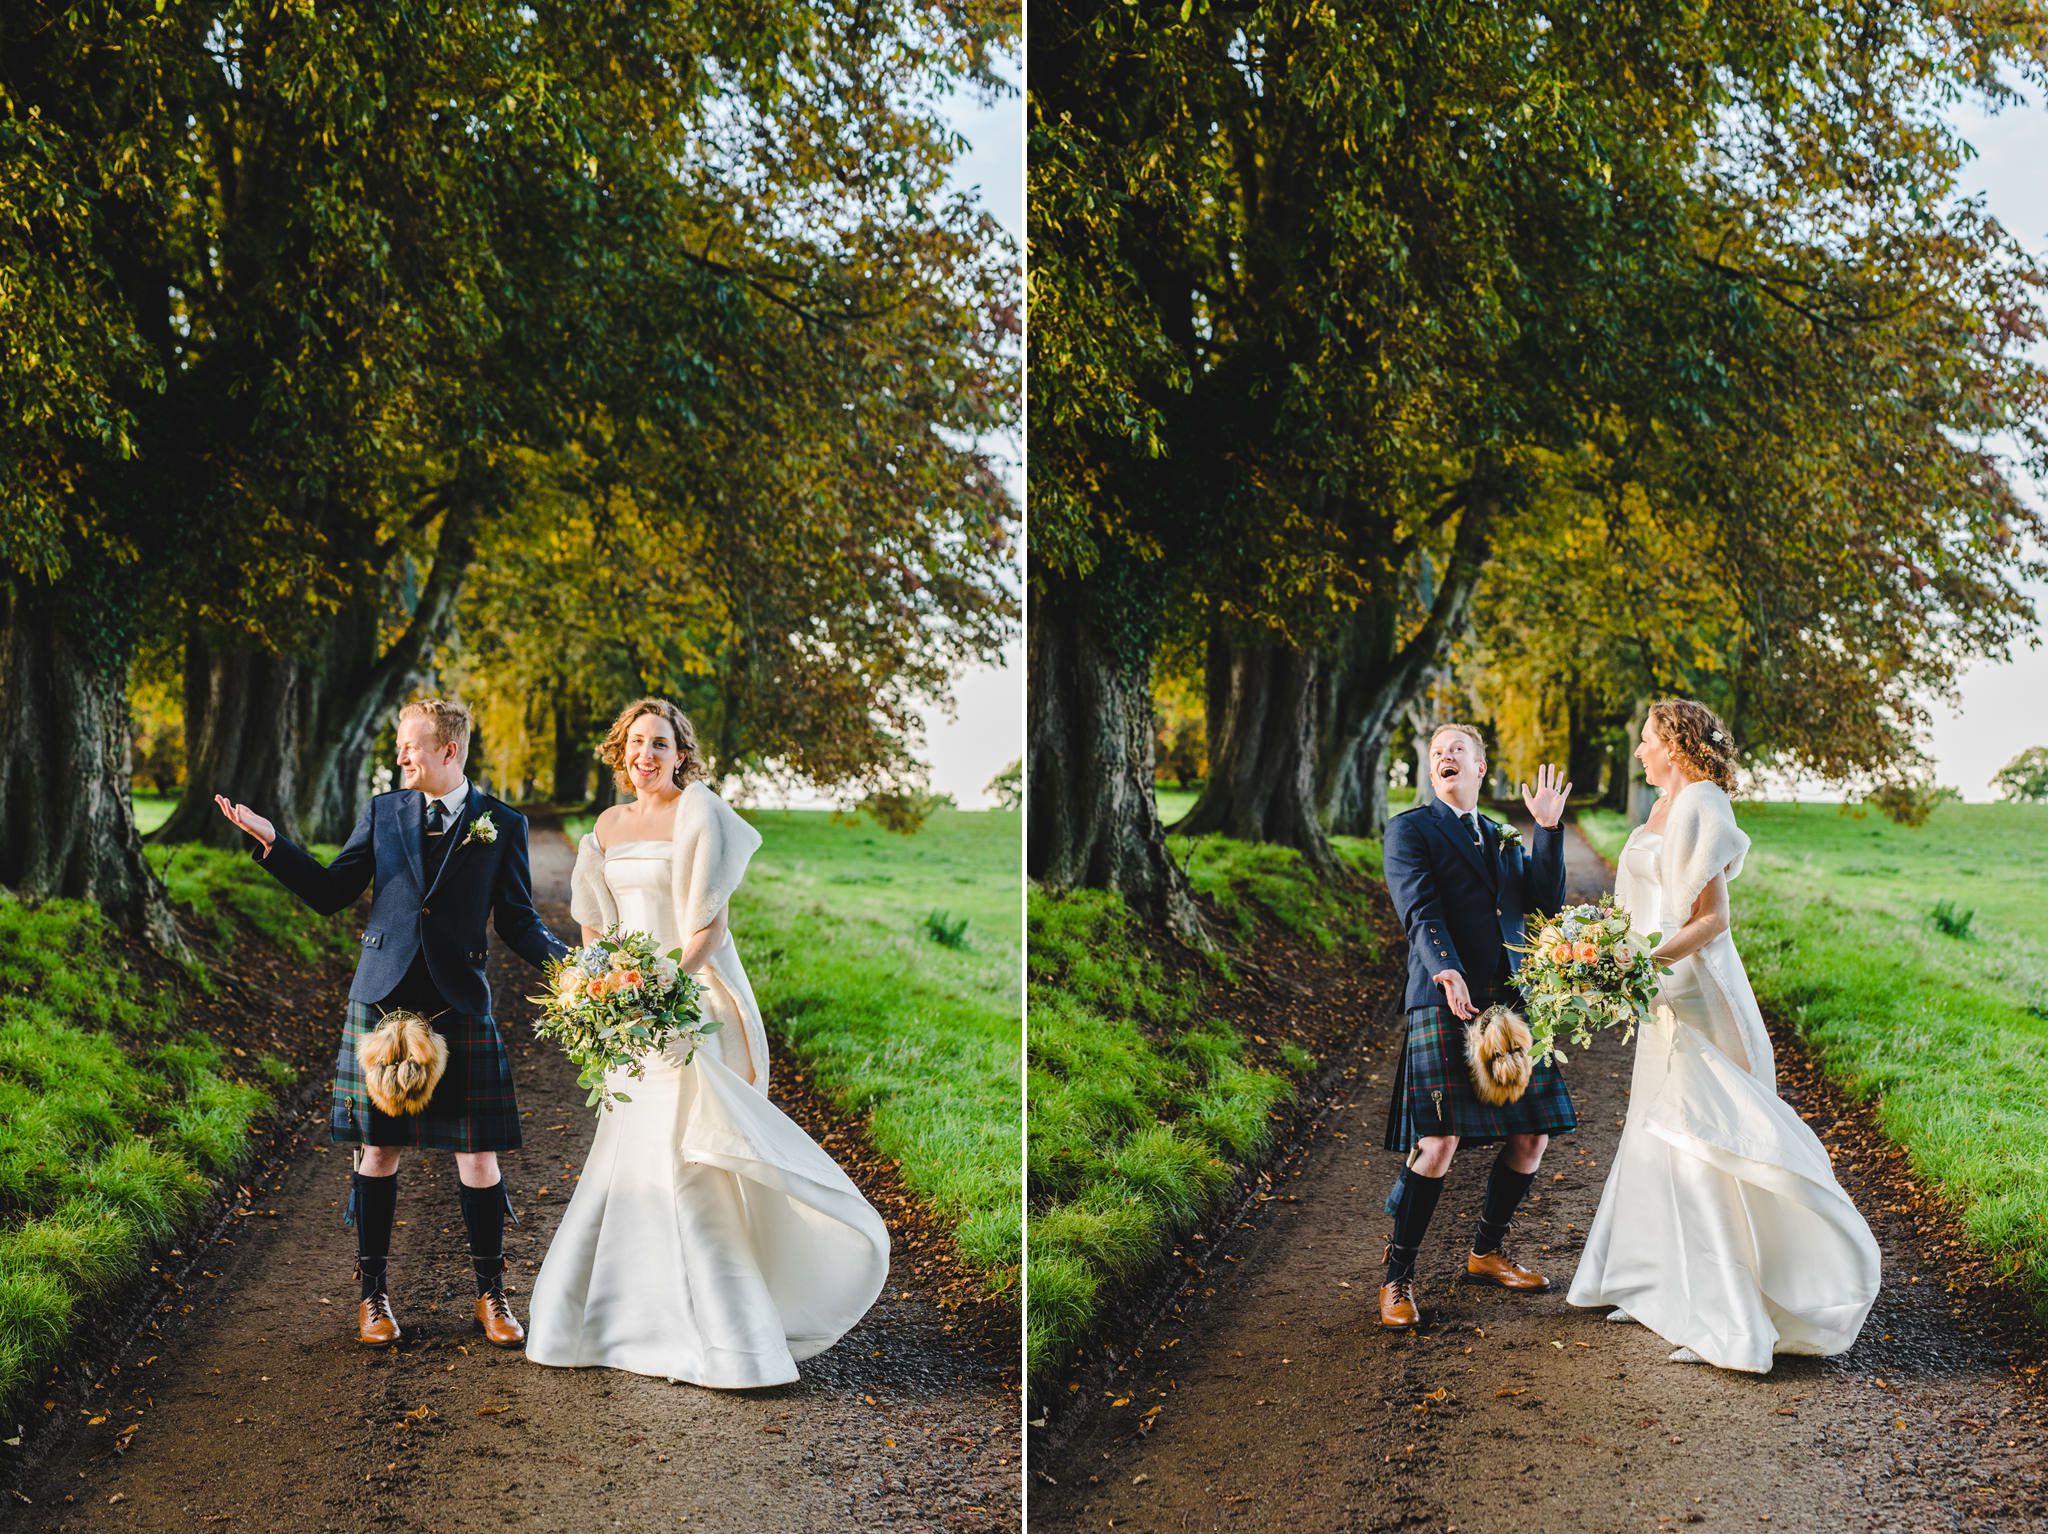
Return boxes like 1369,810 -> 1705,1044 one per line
1648,700 -> 1739,794
598,697 -> 707,791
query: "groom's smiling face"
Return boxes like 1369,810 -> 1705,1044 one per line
395,716 -> 464,797
1429,727 -> 1485,809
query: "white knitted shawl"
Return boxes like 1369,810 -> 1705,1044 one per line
1657,779 -> 1750,933
568,781 -> 770,1091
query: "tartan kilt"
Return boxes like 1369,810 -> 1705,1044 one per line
331,999 -> 522,1152
1383,1001 -> 1578,1152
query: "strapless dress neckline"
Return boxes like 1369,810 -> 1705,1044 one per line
601,838 -> 673,856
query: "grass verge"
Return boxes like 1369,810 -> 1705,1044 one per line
1027,830 -> 1385,1388
1,838 -> 352,1411
569,806 -> 1023,1295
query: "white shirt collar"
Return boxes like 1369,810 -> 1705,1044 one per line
426,779 -> 470,819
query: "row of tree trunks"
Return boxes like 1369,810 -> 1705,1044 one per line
1180,487 -> 1499,868
154,485 -> 485,849
1174,637 -> 1342,879
0,578 -> 189,959
1026,578 -> 1203,944
553,701 -> 592,805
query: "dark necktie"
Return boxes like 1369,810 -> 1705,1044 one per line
1463,812 -> 1483,845
427,799 -> 447,837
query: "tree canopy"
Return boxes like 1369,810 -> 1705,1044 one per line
1030,0 -> 2048,923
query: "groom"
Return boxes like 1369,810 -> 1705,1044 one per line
1376,723 -> 1576,1328
216,698 -> 570,1348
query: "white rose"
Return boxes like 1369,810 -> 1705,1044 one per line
655,957 -> 680,989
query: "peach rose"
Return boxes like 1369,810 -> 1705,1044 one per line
586,973 -> 610,998
1550,942 -> 1575,965
1575,942 -> 1599,965
615,968 -> 643,994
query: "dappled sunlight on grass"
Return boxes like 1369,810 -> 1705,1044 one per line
1027,831 -> 1387,1384
0,837 -> 323,1407
724,809 -> 1021,1289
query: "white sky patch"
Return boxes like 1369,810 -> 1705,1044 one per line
912,49 -> 1023,809
756,48 -> 1023,812
1923,88 -> 2048,800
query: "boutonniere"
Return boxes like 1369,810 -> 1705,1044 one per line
461,811 -> 498,849
1494,822 -> 1523,853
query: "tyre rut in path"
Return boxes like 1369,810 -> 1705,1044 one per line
1033,819 -> 2048,1534
11,819 -> 1018,1534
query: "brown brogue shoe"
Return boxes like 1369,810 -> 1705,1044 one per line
476,1290 -> 525,1348
358,1294 -> 402,1346
1379,1276 -> 1421,1329
1465,1246 -> 1550,1291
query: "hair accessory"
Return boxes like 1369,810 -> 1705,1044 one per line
1710,729 -> 1726,743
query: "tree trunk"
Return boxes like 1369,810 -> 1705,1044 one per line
1315,598 -> 1402,839
1312,490 -> 1497,838
1177,631 -> 1343,879
0,580 -> 189,959
1027,578 -> 1203,942
154,624 -> 306,848
1625,698 -> 1656,824
156,483 -> 483,846
298,491 -> 481,840
553,700 -> 591,805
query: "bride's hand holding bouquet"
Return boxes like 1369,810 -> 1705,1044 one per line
1511,894 -> 1669,1064
531,924 -> 718,1110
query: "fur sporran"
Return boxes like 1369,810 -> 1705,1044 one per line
1464,1004 -> 1533,1106
357,1009 -> 449,1117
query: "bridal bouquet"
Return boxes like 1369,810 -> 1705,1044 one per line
1509,895 -> 1665,1064
530,926 -> 717,1110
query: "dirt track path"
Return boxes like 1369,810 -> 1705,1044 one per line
1033,820 -> 2048,1534
12,821 -> 1017,1534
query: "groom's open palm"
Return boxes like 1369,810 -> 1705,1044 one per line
1519,763 -> 1572,829
213,794 -> 276,851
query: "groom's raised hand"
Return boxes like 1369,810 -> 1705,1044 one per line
213,794 -> 277,855
1519,763 -> 1573,830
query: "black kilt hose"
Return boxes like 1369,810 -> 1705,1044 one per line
332,998 -> 522,1152
1383,999 -> 1578,1152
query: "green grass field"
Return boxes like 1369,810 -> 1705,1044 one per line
569,806 -> 1023,1293
132,793 -> 178,836
1155,785 -> 1415,828
0,833 -> 351,1411
1027,827 -> 1384,1387
1715,802 -> 2048,1297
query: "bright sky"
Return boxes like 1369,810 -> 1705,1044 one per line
911,50 -> 1025,809
1924,86 -> 2048,799
753,47 -> 1023,811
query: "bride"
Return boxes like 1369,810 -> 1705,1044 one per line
1567,700 -> 1880,1371
525,697 -> 890,1387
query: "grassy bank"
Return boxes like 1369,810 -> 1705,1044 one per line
1027,831 -> 1386,1386
0,838 -> 351,1410
568,806 -> 1023,1293
1723,802 -> 2048,1298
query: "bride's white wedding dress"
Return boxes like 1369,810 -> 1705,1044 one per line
1567,780 -> 1879,1372
525,783 -> 890,1387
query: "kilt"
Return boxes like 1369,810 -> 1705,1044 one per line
1383,1001 -> 1577,1152
331,998 -> 523,1152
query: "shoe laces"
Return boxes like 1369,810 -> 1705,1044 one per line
1385,1274 -> 1416,1305
481,1289 -> 513,1322
363,1292 -> 396,1326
